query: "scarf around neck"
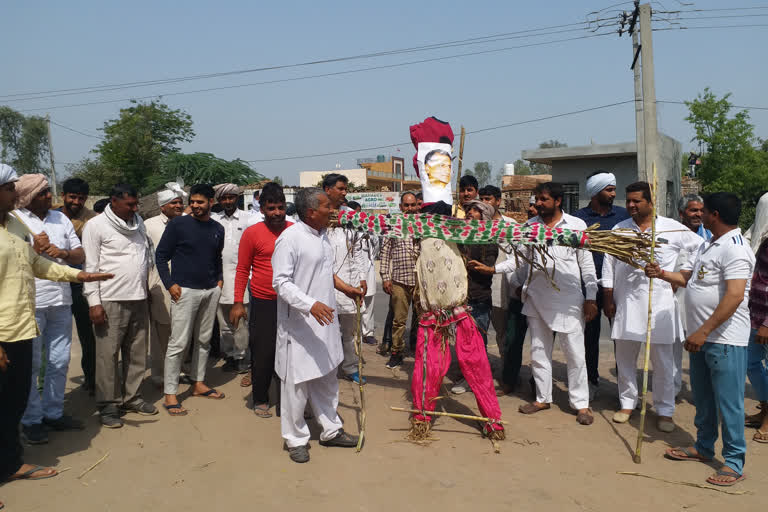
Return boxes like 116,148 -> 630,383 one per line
104,203 -> 155,269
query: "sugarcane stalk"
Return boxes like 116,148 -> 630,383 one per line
634,162 -> 658,464
354,299 -> 366,452
391,407 -> 509,424
452,126 -> 466,216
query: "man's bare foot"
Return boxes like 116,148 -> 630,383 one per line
9,464 -> 58,480
518,401 -> 550,414
496,384 -> 514,397
745,403 -> 767,427
163,394 -> 187,414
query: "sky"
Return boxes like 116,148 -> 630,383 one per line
2,1 -> 766,185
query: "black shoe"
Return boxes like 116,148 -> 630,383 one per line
120,401 -> 159,416
363,336 -> 378,346
22,423 -> 49,444
377,341 -> 392,356
234,358 -> 250,374
43,414 -> 85,431
385,352 -> 403,369
100,414 -> 124,429
221,358 -> 237,373
287,444 -> 310,463
319,429 -> 359,448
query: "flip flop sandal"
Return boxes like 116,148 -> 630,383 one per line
253,405 -> 273,418
163,403 -> 188,416
754,430 -> 768,443
664,446 -> 712,462
193,389 -> 225,400
240,373 -> 252,388
9,465 -> 58,481
706,469 -> 746,487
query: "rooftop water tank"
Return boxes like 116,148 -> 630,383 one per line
503,162 -> 515,176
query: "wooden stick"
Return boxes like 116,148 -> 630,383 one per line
354,299 -> 367,453
390,406 -> 509,424
634,162 -> 658,464
77,451 -> 109,479
452,126 -> 466,216
617,472 -> 751,496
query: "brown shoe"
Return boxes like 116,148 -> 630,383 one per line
576,410 -> 594,425
518,402 -> 550,415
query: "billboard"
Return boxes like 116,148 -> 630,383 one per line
346,192 -> 400,213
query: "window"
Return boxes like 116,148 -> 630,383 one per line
394,161 -> 403,179
562,183 -> 579,214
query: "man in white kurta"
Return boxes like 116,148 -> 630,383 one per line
603,183 -> 701,431
272,189 -> 361,463
496,183 -> 598,425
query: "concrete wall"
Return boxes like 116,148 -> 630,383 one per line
656,133 -> 682,218
299,168 -> 367,188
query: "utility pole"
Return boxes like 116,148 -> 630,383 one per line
45,114 -> 58,197
637,3 -> 659,184
631,28 -> 645,177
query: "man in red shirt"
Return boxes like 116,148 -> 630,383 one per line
231,183 -> 292,417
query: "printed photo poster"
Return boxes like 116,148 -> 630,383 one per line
416,142 -> 454,204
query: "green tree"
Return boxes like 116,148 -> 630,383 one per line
272,175 -> 284,185
0,106 -> 50,175
685,88 -> 768,228
513,159 -> 531,176
66,158 -> 122,195
145,152 -> 264,192
530,139 -> 567,174
470,161 -> 492,187
95,100 -> 194,191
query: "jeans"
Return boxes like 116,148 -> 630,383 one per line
22,306 -> 73,425
468,300 -> 492,347
747,328 -> 768,402
501,298 -> 528,389
583,288 -> 603,385
690,343 -> 748,475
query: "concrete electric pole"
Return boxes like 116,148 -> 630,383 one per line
637,3 -> 659,184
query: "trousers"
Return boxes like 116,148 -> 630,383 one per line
164,287 -> 221,395
217,303 -> 249,360
249,298 -> 278,405
338,313 -> 360,376
94,300 -> 148,413
583,288 -> 603,385
528,316 -> 589,410
391,283 -> 415,354
149,319 -> 171,378
22,305 -> 73,425
615,340 -> 675,417
70,282 -> 95,388
501,298 -> 528,388
411,310 -> 501,421
690,343 -> 747,475
362,294 -> 375,338
280,344 -> 343,448
747,329 -> 768,402
0,340 -> 32,481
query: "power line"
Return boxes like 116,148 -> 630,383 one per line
655,6 -> 768,14
654,23 -> 768,31
245,99 -> 768,163
18,31 -> 617,113
1,21 -> 613,102
49,120 -> 104,139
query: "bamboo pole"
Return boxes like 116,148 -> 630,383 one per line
634,162 -> 658,464
391,407 -> 510,424
354,299 -> 367,452
452,126 -> 466,216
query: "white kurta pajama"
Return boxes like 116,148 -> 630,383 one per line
327,226 -> 368,376
272,222 -> 345,448
499,213 -> 597,410
603,216 -> 701,416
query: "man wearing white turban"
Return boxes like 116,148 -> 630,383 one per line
574,171 -> 629,400
212,183 -> 256,374
145,181 -> 188,385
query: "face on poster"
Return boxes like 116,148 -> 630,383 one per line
417,142 -> 454,204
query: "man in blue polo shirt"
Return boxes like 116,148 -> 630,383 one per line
574,171 -> 629,400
